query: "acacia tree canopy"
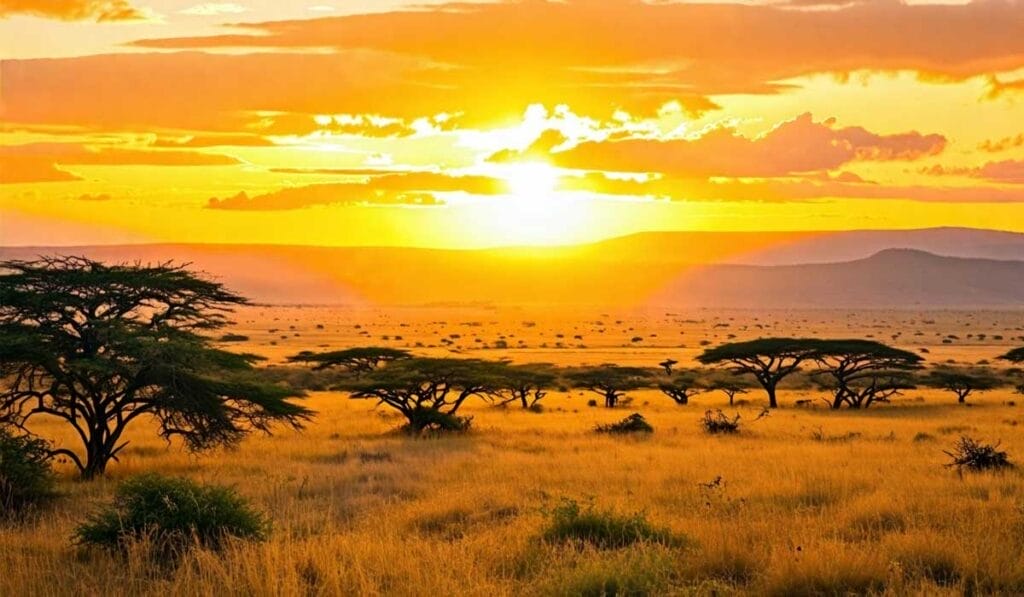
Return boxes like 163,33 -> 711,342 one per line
0,257 -> 312,479
565,365 -> 652,408
923,367 -> 1006,404
810,340 -> 923,409
336,357 -> 509,431
697,338 -> 824,408
287,347 -> 410,372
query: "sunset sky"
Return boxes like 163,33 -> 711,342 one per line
3,0 -> 1024,248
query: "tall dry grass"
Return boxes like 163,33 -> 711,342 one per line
3,388 -> 1024,595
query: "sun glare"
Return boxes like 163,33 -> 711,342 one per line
476,162 -> 589,246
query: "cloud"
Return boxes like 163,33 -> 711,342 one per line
129,0 -> 1024,92
564,171 -> 1024,203
150,134 -> 273,148
978,160 -> 1024,184
208,188 -> 444,210
0,156 -> 81,184
15,1 -> 1024,133
0,0 -> 143,21
545,113 -> 945,178
180,3 -> 246,16
206,172 -> 509,210
77,193 -> 113,201
0,143 -> 240,166
979,134 -> 1024,153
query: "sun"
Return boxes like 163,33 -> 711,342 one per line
475,161 -> 590,246
505,162 -> 561,199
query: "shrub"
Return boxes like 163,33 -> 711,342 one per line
701,410 -> 741,434
944,436 -> 1013,472
75,474 -> 268,555
595,413 -> 653,435
542,498 -> 681,549
0,429 -> 56,519
403,407 -> 473,435
217,333 -> 249,342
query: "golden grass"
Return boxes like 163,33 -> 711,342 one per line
3,386 -> 1024,596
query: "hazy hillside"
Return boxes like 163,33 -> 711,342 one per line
4,228 -> 1024,307
656,249 -> 1024,308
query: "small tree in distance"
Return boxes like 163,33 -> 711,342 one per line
492,363 -> 558,410
0,257 -> 311,479
704,371 -> 756,406
288,347 -> 410,373
565,365 -> 652,408
658,369 -> 706,406
336,357 -> 507,433
923,367 -> 1006,404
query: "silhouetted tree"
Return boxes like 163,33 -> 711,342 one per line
491,363 -> 558,409
811,340 -> 923,409
336,357 -> 507,432
998,348 -> 1024,365
288,347 -> 410,373
0,257 -> 311,479
697,339 -> 822,408
923,367 -> 1006,404
565,365 -> 652,408
658,369 -> 706,405
703,371 -> 756,406
658,359 -> 678,375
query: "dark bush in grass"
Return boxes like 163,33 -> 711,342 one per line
402,407 -> 473,435
944,437 -> 1013,472
0,428 -> 56,519
217,333 -> 249,342
542,498 -> 681,549
701,410 -> 741,434
595,413 -> 653,435
75,474 -> 268,555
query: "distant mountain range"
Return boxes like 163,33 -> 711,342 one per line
4,227 -> 1024,308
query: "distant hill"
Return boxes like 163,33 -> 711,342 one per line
3,228 -> 1024,307
655,249 -> 1024,308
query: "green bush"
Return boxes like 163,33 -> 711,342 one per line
542,498 -> 681,549
403,407 -> 473,434
595,413 -> 653,435
75,474 -> 268,554
0,428 -> 56,519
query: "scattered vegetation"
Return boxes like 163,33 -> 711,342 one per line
701,409 -> 742,434
541,498 -> 681,549
944,437 -> 1013,472
595,413 -> 654,435
75,474 -> 269,555
0,428 -> 56,519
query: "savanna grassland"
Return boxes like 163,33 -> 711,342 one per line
4,307 -> 1024,596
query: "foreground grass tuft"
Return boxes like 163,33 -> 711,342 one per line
944,436 -> 1013,472
594,413 -> 654,435
542,498 -> 682,549
75,473 -> 269,555
0,428 -> 56,520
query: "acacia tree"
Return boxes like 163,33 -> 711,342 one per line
491,363 -> 558,409
923,367 -> 1006,404
565,365 -> 652,408
998,348 -> 1024,364
336,357 -> 506,432
658,369 -> 706,405
0,257 -> 311,479
811,340 -> 923,409
697,339 -> 822,408
703,371 -> 756,406
287,347 -> 410,373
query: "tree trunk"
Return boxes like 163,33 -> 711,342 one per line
765,384 -> 779,409
605,392 -> 617,408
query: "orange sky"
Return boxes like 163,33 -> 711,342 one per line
3,0 -> 1024,248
